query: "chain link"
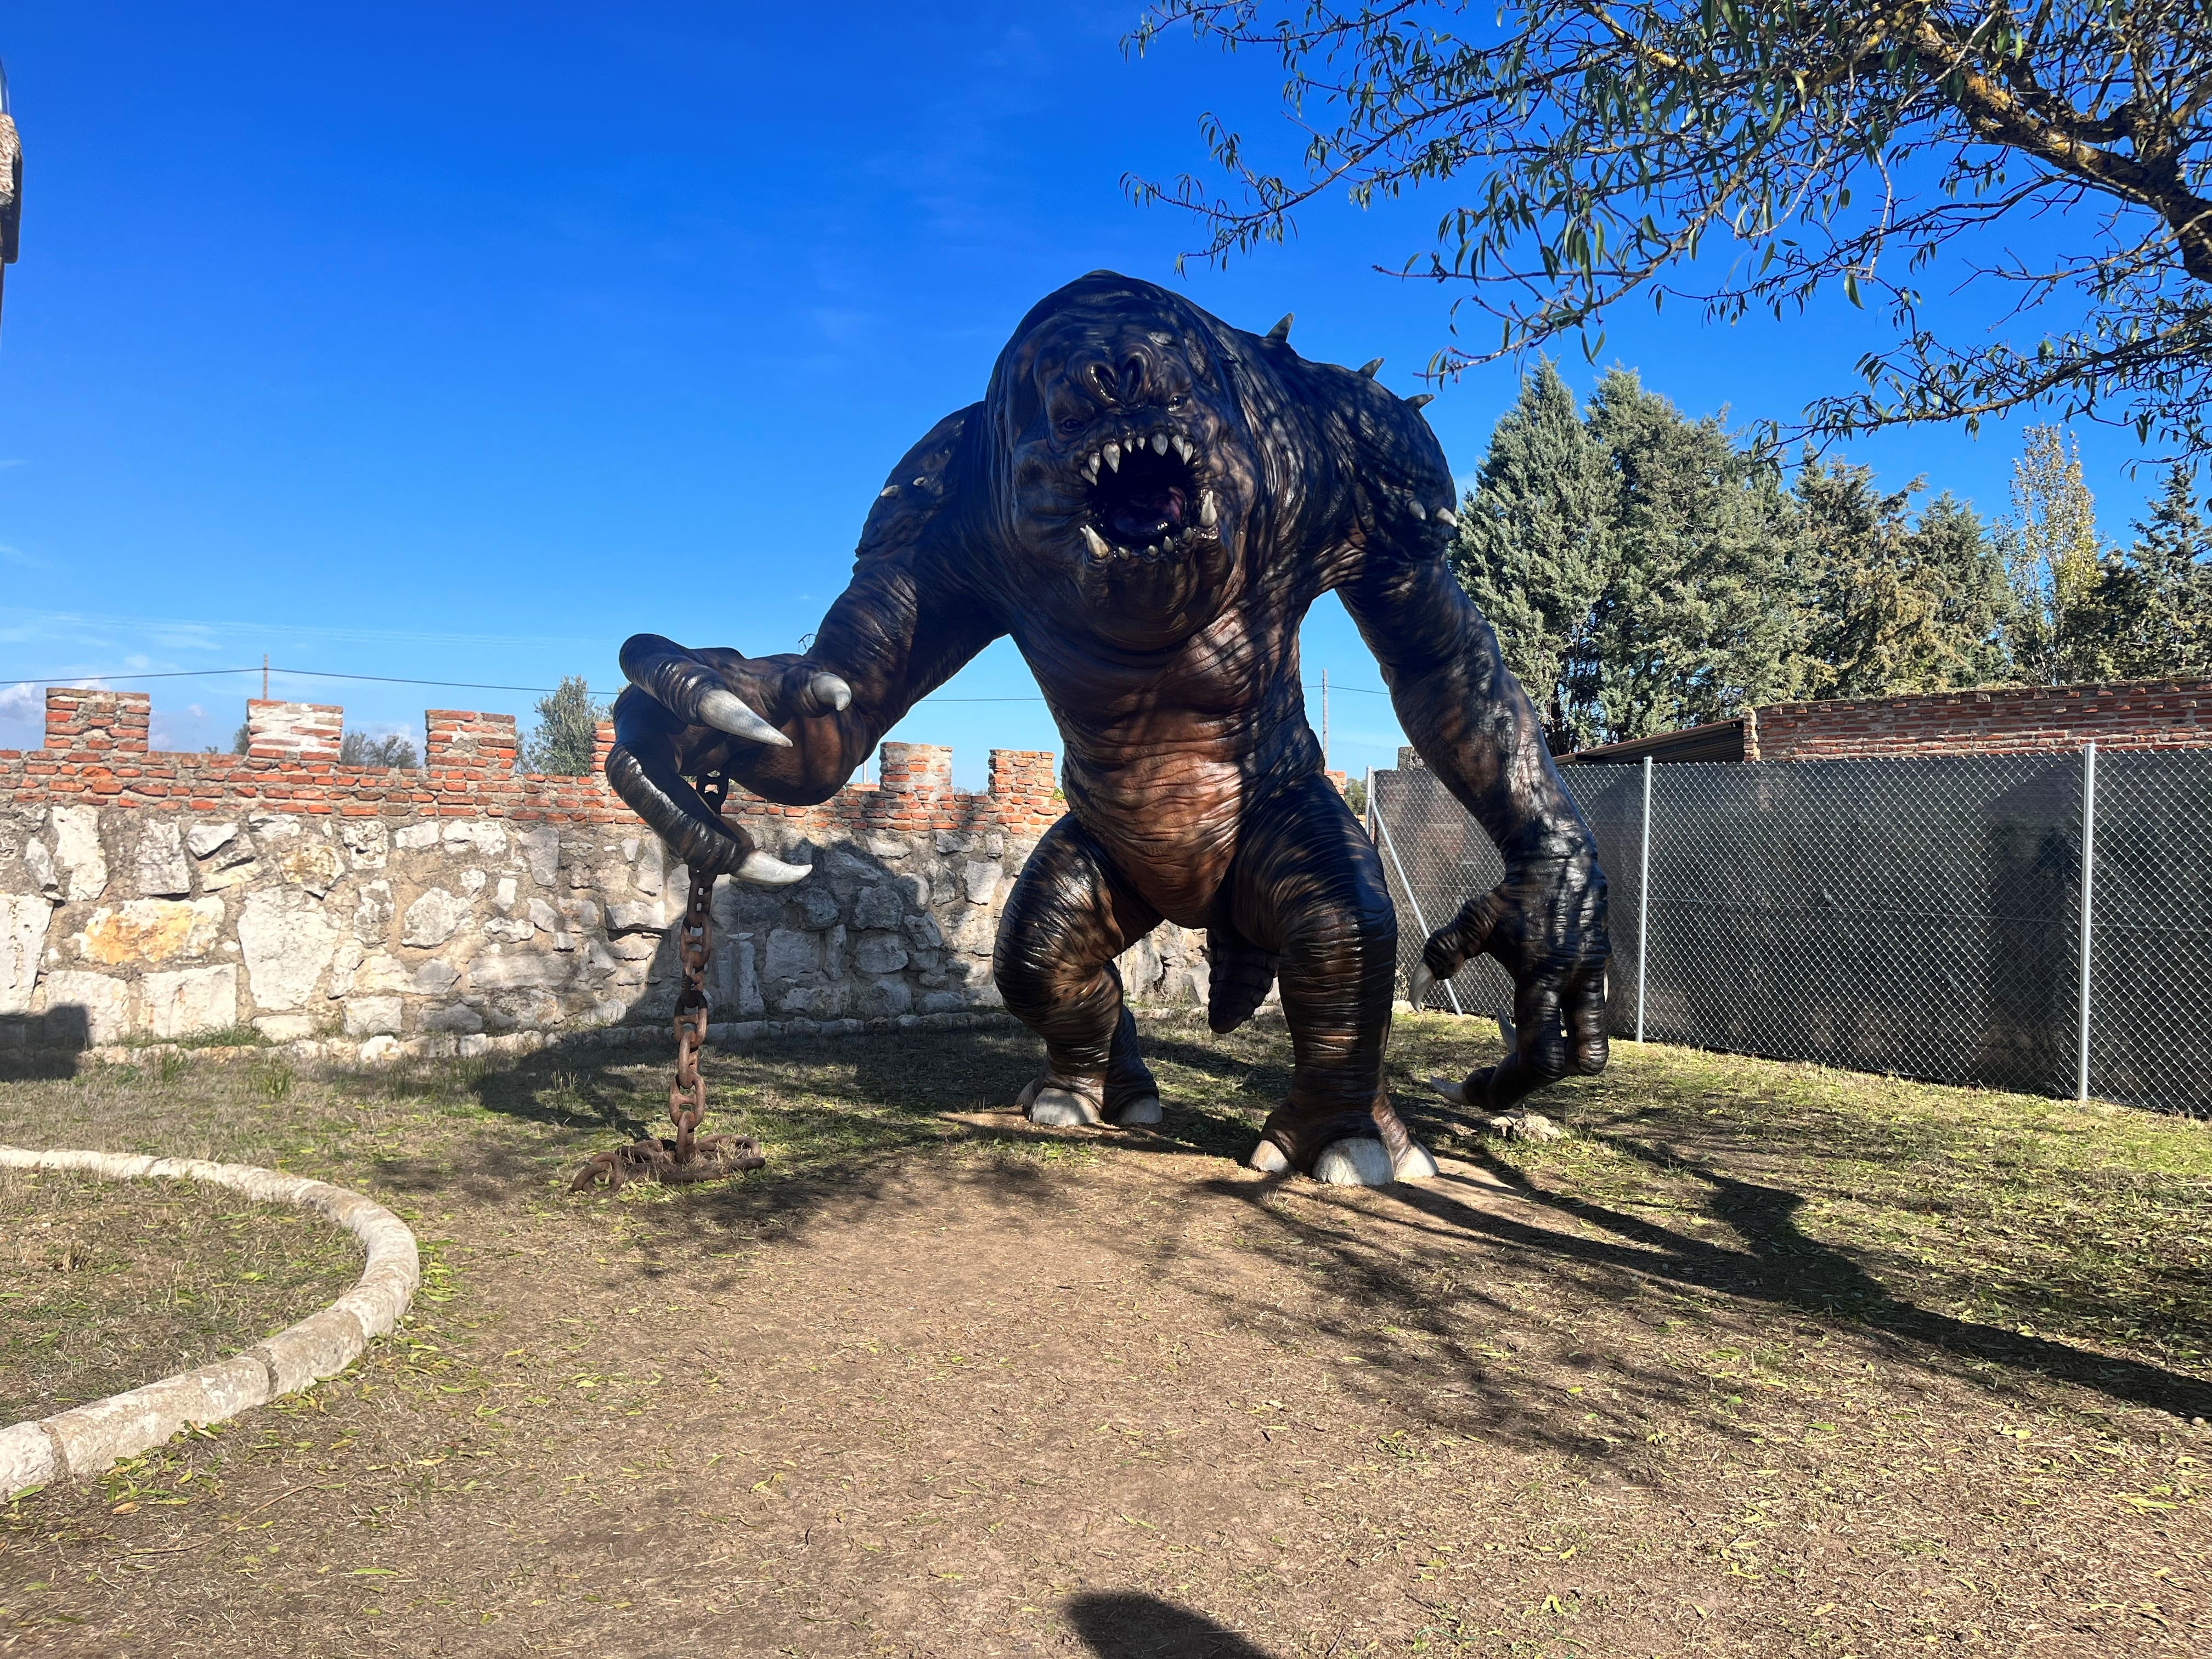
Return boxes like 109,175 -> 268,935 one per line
571,771 -> 766,1191
1374,750 -> 2212,1116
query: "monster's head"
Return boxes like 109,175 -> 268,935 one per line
985,272 -> 1270,648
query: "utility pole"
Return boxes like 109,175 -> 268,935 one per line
262,654 -> 269,701
1321,669 -> 1329,768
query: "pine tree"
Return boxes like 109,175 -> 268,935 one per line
2087,463 -> 2212,679
1795,469 -> 2013,696
1449,359 -> 1615,751
1909,492 -> 2015,688
1578,370 -> 1802,741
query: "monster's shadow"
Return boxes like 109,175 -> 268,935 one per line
1065,1592 -> 1277,1658
1357,1133 -> 2212,1423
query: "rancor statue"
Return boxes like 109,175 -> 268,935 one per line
605,270 -> 1610,1185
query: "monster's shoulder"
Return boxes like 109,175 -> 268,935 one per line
856,402 -> 986,567
1258,345 -> 1455,552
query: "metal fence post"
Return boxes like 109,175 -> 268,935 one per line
2078,741 -> 2098,1102
1371,786 -> 1465,1016
1636,754 -> 1653,1044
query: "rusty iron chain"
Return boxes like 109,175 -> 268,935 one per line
571,772 -> 765,1193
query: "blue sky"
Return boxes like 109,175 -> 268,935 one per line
0,2 -> 2165,784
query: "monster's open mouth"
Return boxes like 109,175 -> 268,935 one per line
1072,428 -> 1220,563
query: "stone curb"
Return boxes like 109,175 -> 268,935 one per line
0,1147 -> 420,1500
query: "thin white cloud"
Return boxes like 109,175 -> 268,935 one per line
0,606 -> 605,651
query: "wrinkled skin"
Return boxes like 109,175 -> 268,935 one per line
607,271 -> 1609,1181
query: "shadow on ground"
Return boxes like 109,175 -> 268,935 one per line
1066,1593 -> 1277,1658
342,1015 -> 2212,1440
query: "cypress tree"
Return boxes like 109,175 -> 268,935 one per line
1449,359 -> 1615,751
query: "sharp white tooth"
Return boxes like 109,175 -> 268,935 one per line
1103,442 -> 1121,472
1435,507 -> 1459,528
1151,432 -> 1169,455
1198,490 -> 1218,528
1084,460 -> 1098,483
1172,437 -> 1194,462
1081,524 -> 1109,558
1146,543 -> 1160,558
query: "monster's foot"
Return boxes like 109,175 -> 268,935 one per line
1017,1074 -> 1103,1127
1113,1094 -> 1164,1127
1243,1136 -> 1438,1185
1015,1075 -> 1161,1128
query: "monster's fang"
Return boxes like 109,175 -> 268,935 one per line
1078,426 -> 1213,563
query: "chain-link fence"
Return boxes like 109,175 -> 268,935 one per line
1369,747 -> 2212,1115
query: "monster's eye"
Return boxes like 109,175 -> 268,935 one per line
1167,394 -> 1189,410
1058,416 -> 1086,435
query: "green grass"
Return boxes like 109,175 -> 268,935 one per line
0,1170 -> 358,1423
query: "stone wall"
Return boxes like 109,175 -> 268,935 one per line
0,686 -> 1208,1063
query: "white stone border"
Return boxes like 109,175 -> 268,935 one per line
0,1148 -> 419,1499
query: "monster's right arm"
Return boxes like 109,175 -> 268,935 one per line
606,404 -> 1007,878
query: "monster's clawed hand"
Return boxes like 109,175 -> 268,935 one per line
1412,856 -> 1611,1113
604,632 -> 853,885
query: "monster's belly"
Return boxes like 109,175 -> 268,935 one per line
1061,747 -> 1251,927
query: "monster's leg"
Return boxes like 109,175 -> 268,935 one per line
994,813 -> 1166,1128
1224,773 -> 1437,1185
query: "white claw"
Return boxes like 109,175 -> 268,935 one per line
1245,1139 -> 1291,1175
1427,1074 -> 1468,1105
1435,507 -> 1459,528
735,850 -> 814,886
1198,490 -> 1218,528
1151,431 -> 1169,455
808,672 -> 853,713
1358,357 -> 1384,377
1081,524 -> 1110,558
1408,963 -> 1435,1008
1103,442 -> 1121,472
697,687 -> 792,748
1408,501 -> 1426,521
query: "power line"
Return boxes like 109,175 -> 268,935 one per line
0,665 -> 596,695
1,665 -> 1396,702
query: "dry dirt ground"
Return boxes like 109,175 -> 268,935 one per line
1,1013 -> 2207,1658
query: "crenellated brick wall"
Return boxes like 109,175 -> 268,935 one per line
41,687 -> 150,758
0,686 -> 1227,1066
1750,678 -> 2212,760
4,687 -> 1065,841
245,700 -> 343,763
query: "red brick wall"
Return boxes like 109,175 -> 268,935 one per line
3,687 -> 1066,838
43,687 -> 150,757
245,699 -> 343,763
1752,679 -> 2212,760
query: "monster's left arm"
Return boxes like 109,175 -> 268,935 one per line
605,406 -> 1008,881
1335,411 -> 1611,1110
